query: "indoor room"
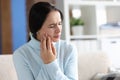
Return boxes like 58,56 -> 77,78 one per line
0,0 -> 120,80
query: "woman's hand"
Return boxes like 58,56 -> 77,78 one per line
40,33 -> 56,64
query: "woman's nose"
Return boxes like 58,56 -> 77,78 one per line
55,25 -> 61,33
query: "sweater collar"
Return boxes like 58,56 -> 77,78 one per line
29,34 -> 40,50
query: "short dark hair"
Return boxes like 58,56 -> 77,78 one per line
29,2 -> 63,39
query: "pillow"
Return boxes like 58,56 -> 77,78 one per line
92,73 -> 106,80
114,73 -> 120,80
0,55 -> 18,80
92,72 -> 119,80
0,63 -> 11,80
101,73 -> 116,80
78,51 -> 111,80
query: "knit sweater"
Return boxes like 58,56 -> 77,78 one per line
13,36 -> 78,80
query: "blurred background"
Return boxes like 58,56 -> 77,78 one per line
0,0 -> 55,54
1,0 -> 120,71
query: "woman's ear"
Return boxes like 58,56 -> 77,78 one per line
36,31 -> 41,41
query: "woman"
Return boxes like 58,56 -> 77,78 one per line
13,2 -> 78,80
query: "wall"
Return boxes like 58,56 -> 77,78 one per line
0,0 -> 27,54
11,0 -> 27,51
0,0 -> 55,54
0,0 -> 12,54
0,0 -> 1,54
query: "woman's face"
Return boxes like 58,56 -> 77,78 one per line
37,11 -> 62,42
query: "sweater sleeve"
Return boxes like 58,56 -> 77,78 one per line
13,52 -> 35,80
13,51 -> 49,80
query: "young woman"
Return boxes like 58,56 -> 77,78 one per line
13,2 -> 78,80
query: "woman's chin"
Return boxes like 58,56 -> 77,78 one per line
52,38 -> 60,42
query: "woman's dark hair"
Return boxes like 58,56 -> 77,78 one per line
29,2 -> 63,39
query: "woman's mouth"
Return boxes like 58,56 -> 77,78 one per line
54,35 -> 61,38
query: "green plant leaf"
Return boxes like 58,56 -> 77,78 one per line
70,18 -> 84,27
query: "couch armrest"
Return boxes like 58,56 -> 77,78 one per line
0,55 -> 18,80
78,51 -> 111,80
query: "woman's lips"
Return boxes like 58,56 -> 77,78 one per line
54,35 -> 61,38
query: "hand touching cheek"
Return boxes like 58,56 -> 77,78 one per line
40,34 -> 56,64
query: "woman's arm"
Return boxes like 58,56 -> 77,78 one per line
13,53 -> 35,80
13,52 -> 49,80
42,44 -> 78,80
13,45 -> 78,80
40,34 -> 78,80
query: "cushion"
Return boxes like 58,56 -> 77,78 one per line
93,72 -> 120,80
0,55 -> 18,80
78,51 -> 111,80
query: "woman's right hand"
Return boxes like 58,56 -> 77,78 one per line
40,33 -> 56,64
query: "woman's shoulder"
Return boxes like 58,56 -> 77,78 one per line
58,40 -> 77,54
59,40 -> 75,48
13,43 -> 30,56
59,40 -> 78,58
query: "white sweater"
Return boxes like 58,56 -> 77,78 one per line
13,36 -> 78,80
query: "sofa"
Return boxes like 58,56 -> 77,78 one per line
0,55 -> 18,80
0,51 -> 111,80
77,51 -> 111,80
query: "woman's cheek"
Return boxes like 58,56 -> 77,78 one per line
46,30 -> 52,36
47,33 -> 53,38
47,33 -> 54,40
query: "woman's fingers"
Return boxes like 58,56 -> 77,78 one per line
51,43 -> 56,56
40,33 -> 56,64
41,33 -> 52,51
41,34 -> 47,50
46,34 -> 56,55
46,36 -> 52,50
46,35 -> 56,56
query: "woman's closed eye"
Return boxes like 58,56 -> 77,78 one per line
49,24 -> 56,28
58,22 -> 62,25
48,22 -> 62,28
